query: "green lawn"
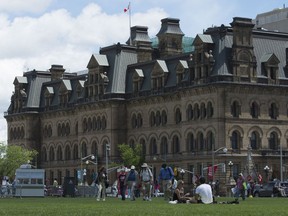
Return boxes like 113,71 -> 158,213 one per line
0,196 -> 288,216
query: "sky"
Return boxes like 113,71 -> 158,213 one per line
0,0 -> 285,143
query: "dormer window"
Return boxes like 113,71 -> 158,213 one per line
133,69 -> 144,92
176,60 -> 188,85
151,60 -> 169,90
261,53 -> 280,83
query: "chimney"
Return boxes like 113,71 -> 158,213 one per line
49,65 -> 65,81
156,18 -> 184,57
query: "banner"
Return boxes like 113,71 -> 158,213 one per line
207,165 -> 218,180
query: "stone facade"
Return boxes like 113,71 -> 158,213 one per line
5,17 -> 288,190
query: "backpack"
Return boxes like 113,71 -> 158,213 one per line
127,170 -> 136,181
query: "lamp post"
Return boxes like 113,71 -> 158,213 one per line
106,144 -> 110,178
280,143 -> 283,182
264,165 -> 270,183
228,161 -> 233,178
81,154 -> 97,185
212,147 -> 227,183
228,161 -> 233,184
180,169 -> 185,180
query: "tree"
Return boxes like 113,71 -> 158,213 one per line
0,143 -> 38,180
118,143 -> 144,169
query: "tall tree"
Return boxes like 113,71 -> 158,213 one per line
0,143 -> 38,180
118,143 -> 144,169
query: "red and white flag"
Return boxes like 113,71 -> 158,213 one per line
124,3 -> 130,13
208,165 -> 218,180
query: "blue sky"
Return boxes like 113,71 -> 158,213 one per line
0,0 -> 284,143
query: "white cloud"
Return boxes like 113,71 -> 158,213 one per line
0,0 -> 53,14
0,3 -> 168,142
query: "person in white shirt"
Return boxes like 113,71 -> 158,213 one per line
195,177 -> 213,204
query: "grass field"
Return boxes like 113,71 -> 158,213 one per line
0,196 -> 288,216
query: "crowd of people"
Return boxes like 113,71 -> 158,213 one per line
112,163 -> 215,204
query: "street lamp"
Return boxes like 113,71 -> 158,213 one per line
264,165 -> 270,182
81,154 -> 97,185
228,161 -> 233,178
153,155 -> 166,162
180,169 -> 185,180
106,144 -> 110,178
212,147 -> 227,183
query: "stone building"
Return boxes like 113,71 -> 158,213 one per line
5,16 -> 288,189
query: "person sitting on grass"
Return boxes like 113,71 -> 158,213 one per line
194,177 -> 214,204
172,180 -> 196,204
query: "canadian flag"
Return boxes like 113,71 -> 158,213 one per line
124,3 -> 130,13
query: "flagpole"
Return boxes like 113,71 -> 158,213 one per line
129,2 -> 132,45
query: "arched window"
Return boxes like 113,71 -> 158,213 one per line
49,146 -> 55,161
231,131 -> 241,150
57,146 -> 63,161
91,141 -> 98,157
172,135 -> 180,153
129,139 -> 135,149
231,101 -> 241,118
65,145 -> 71,160
150,111 -> 156,127
175,108 -> 182,124
97,116 -> 101,130
161,110 -> 167,125
269,103 -> 278,119
207,131 -> 214,151
87,118 -> 92,132
140,139 -> 146,155
137,113 -> 143,128
73,144 -> 78,160
82,118 -> 87,133
93,116 -> 97,130
156,111 -> 161,126
269,132 -> 278,150
160,137 -> 168,157
207,101 -> 213,118
42,147 -> 47,162
250,102 -> 260,119
81,142 -> 87,158
101,116 -> 107,130
197,133 -> 204,150
200,103 -> 206,119
131,113 -> 137,129
194,104 -> 200,119
186,104 -> 193,121
187,133 -> 194,152
150,138 -> 157,155
250,131 -> 260,150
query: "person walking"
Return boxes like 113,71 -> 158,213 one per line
125,165 -> 139,201
118,169 -> 127,201
158,163 -> 174,201
96,166 -> 108,201
234,173 -> 246,202
139,163 -> 153,201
